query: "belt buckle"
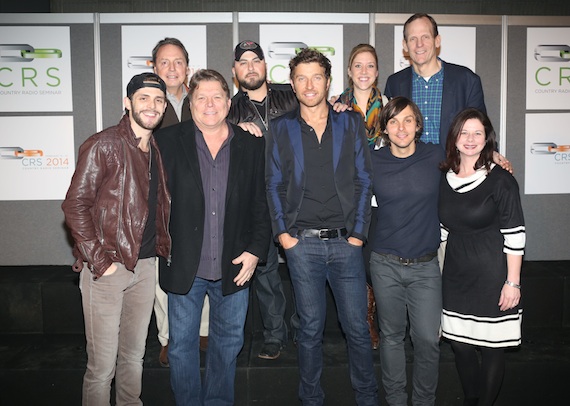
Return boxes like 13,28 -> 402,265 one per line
400,257 -> 412,266
318,229 -> 330,240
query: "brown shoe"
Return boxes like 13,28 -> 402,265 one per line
200,336 -> 208,352
367,284 -> 380,350
159,344 -> 169,368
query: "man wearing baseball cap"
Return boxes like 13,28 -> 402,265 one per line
62,72 -> 170,405
228,40 -> 299,360
228,40 -> 298,138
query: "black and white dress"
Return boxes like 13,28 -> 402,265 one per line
439,164 -> 525,348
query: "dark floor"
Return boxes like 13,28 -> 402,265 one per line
1,261 -> 570,405
1,327 -> 569,405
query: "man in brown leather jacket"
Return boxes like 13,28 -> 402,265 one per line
62,72 -> 171,406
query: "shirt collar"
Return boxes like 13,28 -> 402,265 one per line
166,86 -> 188,104
412,58 -> 445,81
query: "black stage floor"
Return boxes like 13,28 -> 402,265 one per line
1,326 -> 569,405
1,261 -> 569,405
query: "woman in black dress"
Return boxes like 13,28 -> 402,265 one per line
439,108 -> 525,406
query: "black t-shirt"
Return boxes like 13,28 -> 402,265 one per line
295,118 -> 345,230
138,146 -> 158,259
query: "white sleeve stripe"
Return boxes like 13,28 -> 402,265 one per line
504,247 -> 524,256
504,232 -> 526,254
440,223 -> 449,242
500,225 -> 525,235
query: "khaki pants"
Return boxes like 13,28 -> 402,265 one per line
80,258 -> 155,406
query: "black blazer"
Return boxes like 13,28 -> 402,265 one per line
155,119 -> 270,295
266,107 -> 373,242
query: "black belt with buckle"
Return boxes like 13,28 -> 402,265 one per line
298,227 -> 348,240
379,251 -> 437,266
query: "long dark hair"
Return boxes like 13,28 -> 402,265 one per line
440,108 -> 496,174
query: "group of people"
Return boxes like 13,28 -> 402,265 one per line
62,11 -> 525,406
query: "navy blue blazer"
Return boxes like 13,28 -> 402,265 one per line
384,60 -> 486,148
155,120 -> 271,296
266,107 -> 373,242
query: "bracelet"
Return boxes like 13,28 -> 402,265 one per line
505,280 -> 521,289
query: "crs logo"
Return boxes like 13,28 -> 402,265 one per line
127,56 -> 153,69
531,142 -> 570,162
0,146 -> 43,159
0,44 -> 63,88
0,44 -> 62,62
0,146 -> 43,166
534,45 -> 570,62
267,42 -> 335,84
267,42 -> 335,59
1,146 -> 70,168
533,45 -> 570,87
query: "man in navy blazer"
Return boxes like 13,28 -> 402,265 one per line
266,49 -> 377,405
155,69 -> 270,405
384,13 -> 486,148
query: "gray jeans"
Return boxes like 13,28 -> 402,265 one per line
370,252 -> 442,406
79,257 -> 155,406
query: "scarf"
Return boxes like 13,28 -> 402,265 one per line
338,86 -> 384,146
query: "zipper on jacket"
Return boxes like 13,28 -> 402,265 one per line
116,138 -> 127,265
98,207 -> 106,245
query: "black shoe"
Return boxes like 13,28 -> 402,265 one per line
258,342 -> 283,360
291,327 -> 298,347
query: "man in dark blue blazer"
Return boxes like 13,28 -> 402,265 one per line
155,69 -> 270,405
384,13 -> 486,149
266,49 -> 377,405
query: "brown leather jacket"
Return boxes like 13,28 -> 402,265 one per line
62,115 -> 171,279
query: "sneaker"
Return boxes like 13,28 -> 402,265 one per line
258,342 -> 283,360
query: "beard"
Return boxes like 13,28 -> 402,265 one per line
131,109 -> 162,130
238,74 -> 266,91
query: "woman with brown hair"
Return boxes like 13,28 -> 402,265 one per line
337,44 -> 388,350
439,108 -> 525,406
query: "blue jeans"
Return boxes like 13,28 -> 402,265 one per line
285,235 -> 378,406
168,278 -> 249,406
370,252 -> 442,406
255,242 -> 288,345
